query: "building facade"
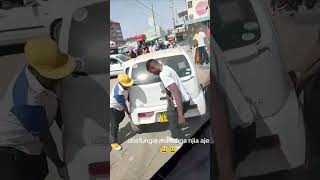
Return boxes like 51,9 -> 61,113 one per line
144,25 -> 166,39
110,20 -> 125,45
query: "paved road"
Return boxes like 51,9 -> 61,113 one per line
110,50 -> 210,180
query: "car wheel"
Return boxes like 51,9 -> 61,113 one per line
129,120 -> 143,134
50,18 -> 63,42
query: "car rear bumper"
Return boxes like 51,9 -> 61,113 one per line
63,144 -> 109,180
131,90 -> 206,125
236,90 -> 306,177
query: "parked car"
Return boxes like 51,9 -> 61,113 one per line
212,0 -> 306,177
57,0 -> 109,179
110,54 -> 129,77
0,0 -> 64,47
125,47 -> 206,132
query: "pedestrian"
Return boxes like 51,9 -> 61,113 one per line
197,27 -> 209,65
130,50 -> 137,59
110,73 -> 134,151
0,38 -> 74,180
193,32 -> 199,65
146,59 -> 190,142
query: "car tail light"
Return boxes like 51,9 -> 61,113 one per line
138,112 -> 154,119
88,162 -> 110,177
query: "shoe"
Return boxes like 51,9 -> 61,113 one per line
111,143 -> 122,151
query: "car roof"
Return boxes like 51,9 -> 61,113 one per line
110,54 -> 124,58
129,47 -> 186,64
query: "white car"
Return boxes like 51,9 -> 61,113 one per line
126,47 -> 206,130
0,0 -> 65,47
57,0 -> 109,179
110,54 -> 129,77
213,0 -> 306,177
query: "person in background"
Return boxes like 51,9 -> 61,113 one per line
130,50 -> 137,59
110,74 -> 134,151
146,59 -> 190,143
0,38 -> 74,180
197,27 -> 209,65
193,32 -> 199,65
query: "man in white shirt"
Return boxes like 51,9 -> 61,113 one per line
197,27 -> 209,65
0,38 -> 75,179
146,59 -> 190,139
110,73 -> 134,151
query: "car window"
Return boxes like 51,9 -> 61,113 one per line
116,54 -> 128,62
212,0 -> 261,51
110,58 -> 119,65
131,55 -> 192,85
68,2 -> 107,74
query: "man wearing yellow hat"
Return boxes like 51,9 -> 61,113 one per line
110,73 -> 134,151
0,38 -> 75,179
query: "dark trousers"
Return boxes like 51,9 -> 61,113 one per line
110,108 -> 125,144
198,46 -> 209,64
167,101 -> 190,139
0,147 -> 48,180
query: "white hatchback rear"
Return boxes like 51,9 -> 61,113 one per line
127,47 -> 206,126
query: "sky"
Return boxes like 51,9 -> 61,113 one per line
110,0 -> 187,39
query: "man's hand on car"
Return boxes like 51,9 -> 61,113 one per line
57,162 -> 70,180
178,115 -> 186,127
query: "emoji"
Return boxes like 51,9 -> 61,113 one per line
169,146 -> 177,153
160,146 -> 168,153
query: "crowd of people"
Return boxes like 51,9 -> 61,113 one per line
124,38 -> 176,59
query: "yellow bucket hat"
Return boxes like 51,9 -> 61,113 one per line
24,38 -> 76,80
117,73 -> 134,87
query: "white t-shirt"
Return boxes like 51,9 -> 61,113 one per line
0,67 -> 58,155
159,65 -> 190,103
110,83 -> 128,111
197,31 -> 206,47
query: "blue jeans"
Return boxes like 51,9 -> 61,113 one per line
198,46 -> 209,64
110,108 -> 125,144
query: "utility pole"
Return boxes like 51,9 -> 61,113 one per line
170,0 -> 175,28
151,0 -> 156,33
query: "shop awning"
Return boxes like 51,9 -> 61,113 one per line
145,35 -> 161,43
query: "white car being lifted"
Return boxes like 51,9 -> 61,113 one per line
55,0 -> 109,179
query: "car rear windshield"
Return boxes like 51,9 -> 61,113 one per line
131,55 -> 192,85
212,0 -> 261,51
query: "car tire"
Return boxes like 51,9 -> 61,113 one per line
50,18 -> 63,41
129,120 -> 143,134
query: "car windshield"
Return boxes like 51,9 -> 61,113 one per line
131,55 -> 192,85
212,0 -> 261,51
116,54 -> 128,62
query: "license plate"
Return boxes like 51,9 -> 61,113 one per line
159,112 -> 168,123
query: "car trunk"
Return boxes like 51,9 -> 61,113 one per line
129,76 -> 200,110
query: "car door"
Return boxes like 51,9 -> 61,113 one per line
0,0 -> 47,45
110,57 -> 124,73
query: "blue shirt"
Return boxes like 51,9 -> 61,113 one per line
110,83 -> 128,111
0,67 -> 58,155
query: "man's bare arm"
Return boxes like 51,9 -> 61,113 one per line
167,83 -> 185,124
40,131 -> 64,167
